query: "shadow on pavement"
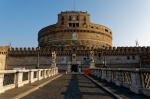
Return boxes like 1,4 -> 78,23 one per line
62,74 -> 113,99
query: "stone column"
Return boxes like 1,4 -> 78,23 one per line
49,69 -> 52,77
15,70 -> 23,87
130,71 -> 142,94
93,70 -> 97,76
46,70 -> 48,77
0,73 -> 4,93
77,61 -> 81,73
29,70 -> 34,83
99,70 -> 102,78
54,68 -> 56,75
94,70 -> 97,77
67,62 -> 71,72
55,68 -> 58,75
115,71 -> 123,86
55,67 -> 58,74
106,70 -> 112,82
53,68 -> 55,76
56,67 -> 58,74
101,70 -> 106,80
51,68 -> 54,76
37,69 -> 42,80
43,70 -> 47,78
96,70 -> 100,78
96,70 -> 99,78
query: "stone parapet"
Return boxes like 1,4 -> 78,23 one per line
0,67 -> 58,94
90,68 -> 150,96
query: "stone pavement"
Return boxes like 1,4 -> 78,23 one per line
22,74 -> 115,99
0,74 -> 62,99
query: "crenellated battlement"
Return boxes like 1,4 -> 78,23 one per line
0,46 -> 10,55
8,47 -> 61,56
9,47 -> 40,56
9,47 -> 37,51
7,46 -> 150,56
101,46 -> 150,55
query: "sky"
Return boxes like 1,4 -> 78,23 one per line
0,0 -> 150,47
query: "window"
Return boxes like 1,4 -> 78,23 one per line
73,23 -> 75,27
61,21 -> 64,25
77,16 -> 79,21
98,53 -> 102,57
132,56 -> 135,60
73,48 -> 76,52
69,16 -> 72,21
69,23 -> 79,27
61,16 -> 64,21
127,56 -> 130,60
83,16 -> 86,21
73,56 -> 76,59
76,23 -> 79,27
61,16 -> 64,25
105,29 -> 108,32
69,23 -> 72,27
83,16 -> 86,24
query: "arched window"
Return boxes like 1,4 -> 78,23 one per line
69,16 -> 72,21
82,16 -> 86,24
61,16 -> 64,25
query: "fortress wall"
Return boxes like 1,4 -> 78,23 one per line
6,56 -> 51,69
0,46 -> 9,70
4,46 -> 150,69
0,54 -> 7,70
104,55 -> 139,64
95,55 -> 140,68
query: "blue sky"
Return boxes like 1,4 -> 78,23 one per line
0,0 -> 150,47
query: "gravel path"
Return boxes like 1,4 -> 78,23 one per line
22,74 -> 115,99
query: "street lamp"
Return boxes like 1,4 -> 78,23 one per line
139,55 -> 142,68
36,47 -> 40,69
101,51 -> 106,68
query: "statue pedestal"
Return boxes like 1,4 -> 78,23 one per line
90,62 -> 95,69
67,62 -> 71,72
51,51 -> 57,67
51,63 -> 56,67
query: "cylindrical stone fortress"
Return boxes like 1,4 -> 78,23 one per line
38,11 -> 112,48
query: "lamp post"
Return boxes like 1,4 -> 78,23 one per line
102,51 -> 106,68
139,55 -> 141,68
36,47 -> 40,69
104,55 -> 106,67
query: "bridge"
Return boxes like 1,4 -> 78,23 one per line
0,67 -> 150,99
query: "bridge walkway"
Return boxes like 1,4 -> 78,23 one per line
22,74 -> 115,99
90,75 -> 150,99
0,73 -> 150,99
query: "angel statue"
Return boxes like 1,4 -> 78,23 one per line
89,51 -> 95,63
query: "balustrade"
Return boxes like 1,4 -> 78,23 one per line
0,67 -> 58,94
90,68 -> 150,96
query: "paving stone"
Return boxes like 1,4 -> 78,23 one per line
22,74 -> 114,99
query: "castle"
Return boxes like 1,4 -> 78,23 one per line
0,11 -> 150,72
